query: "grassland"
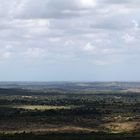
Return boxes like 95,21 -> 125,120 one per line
0,105 -> 72,110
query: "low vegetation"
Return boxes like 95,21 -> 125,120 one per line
0,82 -> 140,139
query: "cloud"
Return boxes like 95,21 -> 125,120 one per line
13,0 -> 96,19
122,34 -> 135,43
83,42 -> 121,55
24,47 -> 47,58
90,15 -> 134,30
0,52 -> 11,60
99,0 -> 140,7
83,43 -> 96,51
0,0 -> 140,80
100,0 -> 131,4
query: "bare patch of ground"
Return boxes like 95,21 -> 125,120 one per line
103,121 -> 140,133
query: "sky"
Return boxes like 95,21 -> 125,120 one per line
0,0 -> 140,81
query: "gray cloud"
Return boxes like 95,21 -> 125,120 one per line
100,0 -> 132,4
90,15 -> 134,30
13,0 -> 96,19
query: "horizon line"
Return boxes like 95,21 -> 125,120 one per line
0,81 -> 140,83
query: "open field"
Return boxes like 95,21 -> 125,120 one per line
0,82 -> 140,139
0,105 -> 72,110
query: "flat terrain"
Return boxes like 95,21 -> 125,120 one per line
0,82 -> 140,139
